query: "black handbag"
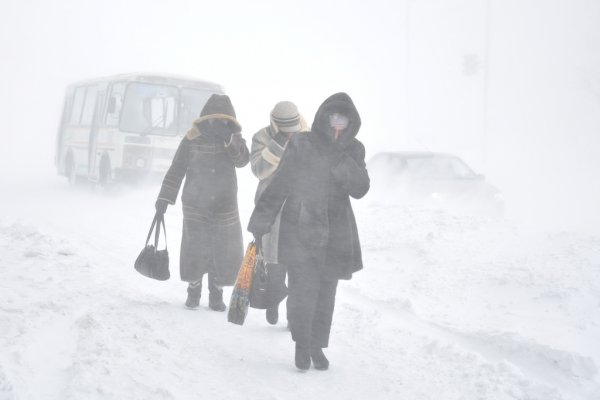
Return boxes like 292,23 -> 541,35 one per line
249,257 -> 269,309
249,246 -> 279,310
134,213 -> 170,281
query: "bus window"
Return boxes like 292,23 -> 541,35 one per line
80,85 -> 98,126
145,97 -> 175,130
106,82 -> 125,127
179,88 -> 213,134
69,87 -> 86,125
120,83 -> 178,135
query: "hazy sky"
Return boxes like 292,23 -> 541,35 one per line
1,0 -> 599,232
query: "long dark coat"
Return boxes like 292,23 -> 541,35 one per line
248,93 -> 369,280
158,121 -> 249,285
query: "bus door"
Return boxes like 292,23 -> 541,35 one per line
87,91 -> 105,181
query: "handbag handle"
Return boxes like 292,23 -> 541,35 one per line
145,213 -> 168,251
252,239 -> 266,275
254,238 -> 264,258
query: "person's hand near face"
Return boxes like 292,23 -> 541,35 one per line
209,118 -> 234,143
328,113 -> 349,142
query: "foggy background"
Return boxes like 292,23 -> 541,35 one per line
1,0 -> 599,234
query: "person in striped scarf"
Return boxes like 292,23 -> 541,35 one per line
250,101 -> 308,325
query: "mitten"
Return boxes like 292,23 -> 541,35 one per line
273,131 -> 289,147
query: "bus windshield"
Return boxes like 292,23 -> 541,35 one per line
179,88 -> 214,134
119,83 -> 219,136
120,83 -> 179,135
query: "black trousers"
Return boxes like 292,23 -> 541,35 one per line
266,263 -> 288,309
287,262 -> 339,349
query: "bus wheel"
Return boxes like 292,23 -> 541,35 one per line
65,154 -> 78,186
99,156 -> 112,187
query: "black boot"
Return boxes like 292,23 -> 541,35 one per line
209,289 -> 226,312
295,343 -> 311,371
266,305 -> 279,325
185,285 -> 201,309
310,347 -> 329,371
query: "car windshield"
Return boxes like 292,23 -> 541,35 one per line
404,156 -> 476,179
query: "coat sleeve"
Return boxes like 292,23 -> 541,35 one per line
225,133 -> 250,168
250,128 -> 288,180
331,140 -> 370,199
248,141 -> 295,235
157,138 -> 190,204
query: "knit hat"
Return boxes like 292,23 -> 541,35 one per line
270,101 -> 302,133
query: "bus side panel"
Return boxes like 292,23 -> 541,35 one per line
55,89 -> 74,174
64,126 -> 91,176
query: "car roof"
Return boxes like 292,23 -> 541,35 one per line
369,151 -> 461,161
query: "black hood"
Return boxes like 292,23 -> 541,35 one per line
312,92 -> 361,145
187,94 -> 242,139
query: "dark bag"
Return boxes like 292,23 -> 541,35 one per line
249,247 -> 281,310
134,213 -> 170,281
249,256 -> 270,309
228,242 -> 257,325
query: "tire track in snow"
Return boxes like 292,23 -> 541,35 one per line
338,284 -> 599,400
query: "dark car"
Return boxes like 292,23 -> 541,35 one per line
367,152 -> 504,216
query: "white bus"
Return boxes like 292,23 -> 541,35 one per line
55,73 -> 224,185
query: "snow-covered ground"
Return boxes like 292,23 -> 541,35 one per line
1,173 -> 599,400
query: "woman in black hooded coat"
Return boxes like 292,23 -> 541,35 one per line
248,92 -> 369,371
155,94 -> 249,311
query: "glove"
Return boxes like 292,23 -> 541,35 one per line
330,147 -> 346,167
226,132 -> 243,149
155,199 -> 169,215
219,130 -> 233,143
211,119 -> 233,143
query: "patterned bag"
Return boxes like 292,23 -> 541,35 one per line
227,241 -> 258,325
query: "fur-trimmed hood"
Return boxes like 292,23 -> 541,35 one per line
186,94 -> 242,140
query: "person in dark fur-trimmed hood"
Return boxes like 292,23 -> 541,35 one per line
248,92 -> 369,371
155,94 -> 249,311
